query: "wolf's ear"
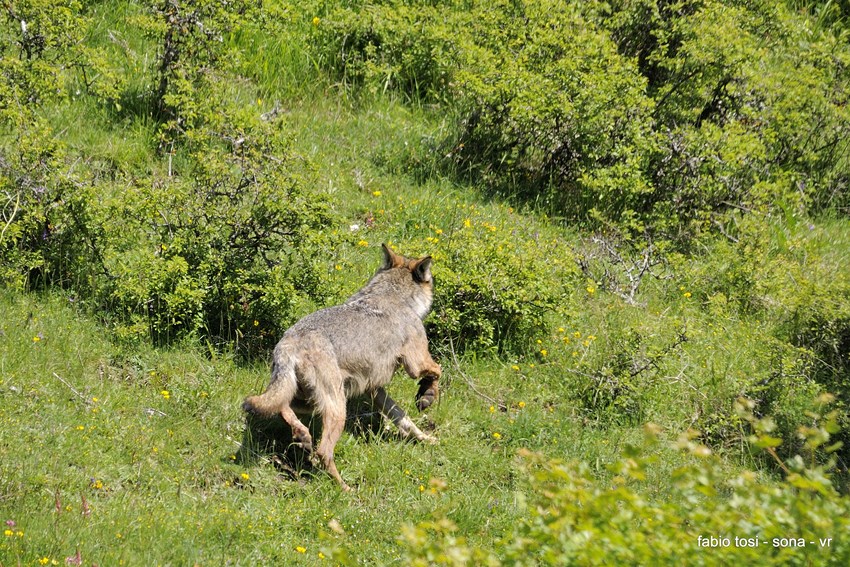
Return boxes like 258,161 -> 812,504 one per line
381,243 -> 403,270
413,256 -> 433,283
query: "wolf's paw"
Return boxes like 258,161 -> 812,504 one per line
417,432 -> 438,445
415,377 -> 439,411
293,430 -> 314,453
415,394 -> 435,411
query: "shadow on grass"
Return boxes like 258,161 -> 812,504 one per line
234,395 -> 400,484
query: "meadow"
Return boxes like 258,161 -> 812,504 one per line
2,0 -> 850,564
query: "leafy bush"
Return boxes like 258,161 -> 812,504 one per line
449,0 -> 658,226
0,118 -> 79,289
399,415 -> 850,565
598,0 -> 850,227
2,0 -> 343,355
382,202 -> 577,355
312,0 -> 850,236
138,0 -> 257,139
311,0 -> 457,102
100,104 -> 340,352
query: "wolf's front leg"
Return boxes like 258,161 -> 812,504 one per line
415,371 -> 439,411
400,341 -> 442,411
372,387 -> 436,444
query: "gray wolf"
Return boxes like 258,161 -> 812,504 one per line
242,244 -> 441,490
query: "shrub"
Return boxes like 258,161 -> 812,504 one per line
597,0 -> 850,227
399,417 -> 850,565
395,206 -> 577,355
448,0 -> 658,227
2,0 -> 344,355
97,100 -> 341,353
311,0 -> 457,102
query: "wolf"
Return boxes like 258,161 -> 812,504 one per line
242,244 -> 441,490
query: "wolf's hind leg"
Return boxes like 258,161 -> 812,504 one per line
280,405 -> 313,453
315,403 -> 349,491
372,387 -> 436,444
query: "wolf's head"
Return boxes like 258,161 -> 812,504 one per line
353,243 -> 433,319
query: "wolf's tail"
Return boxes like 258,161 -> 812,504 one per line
242,351 -> 298,418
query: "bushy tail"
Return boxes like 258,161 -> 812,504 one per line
242,356 -> 298,418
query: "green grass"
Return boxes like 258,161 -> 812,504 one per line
2,288 -> 648,565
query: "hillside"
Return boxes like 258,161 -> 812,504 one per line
2,0 -> 850,564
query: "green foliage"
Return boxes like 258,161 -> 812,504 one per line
429,209 -> 576,355
400,422 -> 850,565
1,0 -> 343,353
139,0 -> 257,140
100,104 -> 340,352
598,0 -> 850,228
450,0 -> 658,225
311,0 -> 456,102
311,0 -> 850,234
4,0 -> 850,563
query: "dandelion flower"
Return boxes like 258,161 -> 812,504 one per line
540,349 -> 547,357
241,473 -> 250,481
312,17 -> 320,26
518,401 -> 526,409
492,432 -> 502,440
511,365 -> 520,371
296,546 -> 307,553
161,390 -> 170,400
371,190 -> 382,197
357,240 -> 369,247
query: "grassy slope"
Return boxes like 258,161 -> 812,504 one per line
3,2 -> 850,565
0,93 -> 796,566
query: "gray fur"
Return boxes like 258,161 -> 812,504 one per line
243,244 -> 441,490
